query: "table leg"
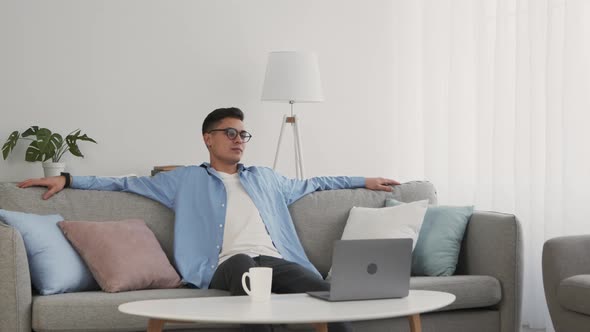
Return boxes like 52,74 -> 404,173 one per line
312,323 -> 328,332
408,314 -> 421,332
147,319 -> 166,332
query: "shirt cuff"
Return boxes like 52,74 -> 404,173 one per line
350,177 -> 365,188
70,176 -> 93,189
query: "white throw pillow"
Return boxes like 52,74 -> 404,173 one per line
326,199 -> 428,280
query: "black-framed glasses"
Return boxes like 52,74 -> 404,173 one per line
208,127 -> 252,143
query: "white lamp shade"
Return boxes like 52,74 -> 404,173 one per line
261,51 -> 324,103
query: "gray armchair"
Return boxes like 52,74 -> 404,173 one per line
542,235 -> 590,331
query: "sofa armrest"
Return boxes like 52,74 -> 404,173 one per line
456,211 -> 523,332
0,223 -> 32,332
542,235 -> 590,330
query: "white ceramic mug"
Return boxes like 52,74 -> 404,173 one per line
241,267 -> 272,301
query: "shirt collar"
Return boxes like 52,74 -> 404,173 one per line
199,162 -> 251,177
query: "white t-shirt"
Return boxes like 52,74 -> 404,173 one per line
217,172 -> 282,265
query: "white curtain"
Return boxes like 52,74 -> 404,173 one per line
390,0 -> 590,330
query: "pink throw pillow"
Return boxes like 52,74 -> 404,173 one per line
58,219 -> 182,293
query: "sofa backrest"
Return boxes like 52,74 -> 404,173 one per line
0,180 -> 437,275
0,183 -> 177,265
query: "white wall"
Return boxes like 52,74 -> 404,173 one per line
0,0 -> 399,182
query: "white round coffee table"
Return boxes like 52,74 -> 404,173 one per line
119,290 -> 455,332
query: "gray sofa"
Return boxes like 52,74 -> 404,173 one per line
0,180 -> 522,332
543,235 -> 590,331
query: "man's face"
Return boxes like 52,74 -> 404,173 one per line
203,117 -> 249,165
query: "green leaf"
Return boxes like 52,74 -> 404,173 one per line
25,133 -> 63,162
22,126 -> 40,137
66,131 -> 97,158
2,131 -> 20,160
76,134 -> 97,144
66,138 -> 82,157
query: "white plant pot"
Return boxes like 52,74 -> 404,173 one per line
42,162 -> 66,177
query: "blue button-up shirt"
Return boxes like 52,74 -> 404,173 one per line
72,163 -> 365,289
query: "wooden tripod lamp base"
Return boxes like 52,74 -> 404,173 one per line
273,114 -> 305,179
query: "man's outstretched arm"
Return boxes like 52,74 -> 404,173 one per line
273,171 -> 400,206
17,170 -> 183,209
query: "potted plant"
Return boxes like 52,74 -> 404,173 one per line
2,126 -> 97,177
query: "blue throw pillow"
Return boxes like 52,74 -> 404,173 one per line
385,199 -> 473,276
0,209 -> 99,295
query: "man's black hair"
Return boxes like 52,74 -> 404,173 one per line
202,107 -> 244,134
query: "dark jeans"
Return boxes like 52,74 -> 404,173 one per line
210,254 -> 353,332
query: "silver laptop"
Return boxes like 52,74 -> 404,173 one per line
307,238 -> 412,302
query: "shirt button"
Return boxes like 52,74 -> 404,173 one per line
221,203 -> 225,207
216,245 -> 220,249
219,224 -> 223,228
211,265 -> 215,269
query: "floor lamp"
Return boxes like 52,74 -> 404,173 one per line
261,51 -> 324,179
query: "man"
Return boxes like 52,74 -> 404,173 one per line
19,107 -> 400,332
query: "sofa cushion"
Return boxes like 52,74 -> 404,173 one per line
289,181 -> 438,276
0,209 -> 99,295
411,275 -> 502,310
32,288 -> 236,332
31,275 -> 501,332
341,200 -> 428,250
558,274 -> 590,315
386,199 -> 474,277
58,219 -> 182,293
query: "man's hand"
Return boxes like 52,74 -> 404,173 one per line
365,177 -> 401,192
17,176 -> 68,200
